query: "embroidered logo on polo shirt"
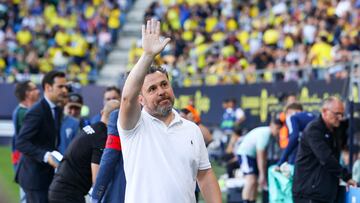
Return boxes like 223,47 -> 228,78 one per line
83,125 -> 95,134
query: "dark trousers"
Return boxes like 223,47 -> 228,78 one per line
222,152 -> 239,178
293,197 -> 328,203
48,190 -> 85,203
24,189 -> 48,203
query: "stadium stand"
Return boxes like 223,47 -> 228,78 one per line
126,0 -> 360,87
2,0 -> 359,87
0,0 -> 133,85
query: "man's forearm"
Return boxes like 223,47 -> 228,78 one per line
197,169 -> 222,203
278,134 -> 298,165
257,150 -> 267,177
120,53 -> 155,129
91,163 -> 100,184
17,136 -> 47,163
122,53 -> 154,101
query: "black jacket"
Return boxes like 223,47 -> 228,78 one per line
292,116 -> 351,202
15,98 -> 62,190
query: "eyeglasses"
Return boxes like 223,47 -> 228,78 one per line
105,97 -> 119,101
327,109 -> 345,118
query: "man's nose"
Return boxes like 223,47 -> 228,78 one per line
158,87 -> 165,95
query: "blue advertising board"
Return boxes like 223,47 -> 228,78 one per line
1,79 -> 357,129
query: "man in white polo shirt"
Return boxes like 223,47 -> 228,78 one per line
118,19 -> 222,203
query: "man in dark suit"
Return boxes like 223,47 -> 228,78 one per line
16,71 -> 68,203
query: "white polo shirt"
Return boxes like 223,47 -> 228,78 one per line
118,109 -> 211,203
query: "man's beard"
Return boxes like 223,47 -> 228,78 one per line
156,105 -> 172,117
155,98 -> 174,117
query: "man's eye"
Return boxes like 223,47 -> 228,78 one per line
149,87 -> 155,92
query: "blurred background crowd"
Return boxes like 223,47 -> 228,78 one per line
0,0 -> 132,85
1,0 -> 360,87
127,0 -> 360,86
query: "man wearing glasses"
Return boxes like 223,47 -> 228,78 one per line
293,96 -> 357,203
12,80 -> 40,202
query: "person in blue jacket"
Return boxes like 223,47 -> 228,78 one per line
277,104 -> 316,166
91,109 -> 126,203
57,93 -> 81,154
58,115 -> 79,154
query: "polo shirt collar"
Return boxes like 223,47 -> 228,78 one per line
143,108 -> 183,127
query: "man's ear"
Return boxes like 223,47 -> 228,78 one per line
44,83 -> 51,92
138,94 -> 144,106
321,108 -> 327,118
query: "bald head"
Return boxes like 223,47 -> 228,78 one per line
321,96 -> 345,129
100,100 -> 121,124
322,96 -> 343,109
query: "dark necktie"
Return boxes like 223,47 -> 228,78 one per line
53,107 -> 59,128
53,106 -> 61,147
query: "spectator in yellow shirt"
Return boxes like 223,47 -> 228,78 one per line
16,27 -> 33,46
263,25 -> 280,47
309,36 -> 333,67
55,27 -> 70,47
38,53 -> 53,73
108,4 -> 121,44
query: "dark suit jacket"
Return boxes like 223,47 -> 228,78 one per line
293,116 -> 350,202
15,98 -> 62,190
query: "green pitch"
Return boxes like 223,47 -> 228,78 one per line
0,146 -> 227,203
0,146 -> 19,203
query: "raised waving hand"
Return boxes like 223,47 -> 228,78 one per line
142,19 -> 171,57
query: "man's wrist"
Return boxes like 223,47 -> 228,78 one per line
142,53 -> 156,60
43,151 -> 51,163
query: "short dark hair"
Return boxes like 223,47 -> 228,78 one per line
146,66 -> 169,79
279,92 -> 297,103
14,80 -> 31,102
271,118 -> 283,126
41,70 -> 66,90
229,98 -> 237,105
285,102 -> 303,112
180,108 -> 191,115
105,86 -> 121,95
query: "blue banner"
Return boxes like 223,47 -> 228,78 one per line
173,79 -> 352,128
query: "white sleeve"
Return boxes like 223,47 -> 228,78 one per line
117,112 -> 142,139
196,127 -> 211,170
236,108 -> 245,120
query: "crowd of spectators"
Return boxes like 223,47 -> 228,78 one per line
0,0 -> 130,85
127,0 -> 360,87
